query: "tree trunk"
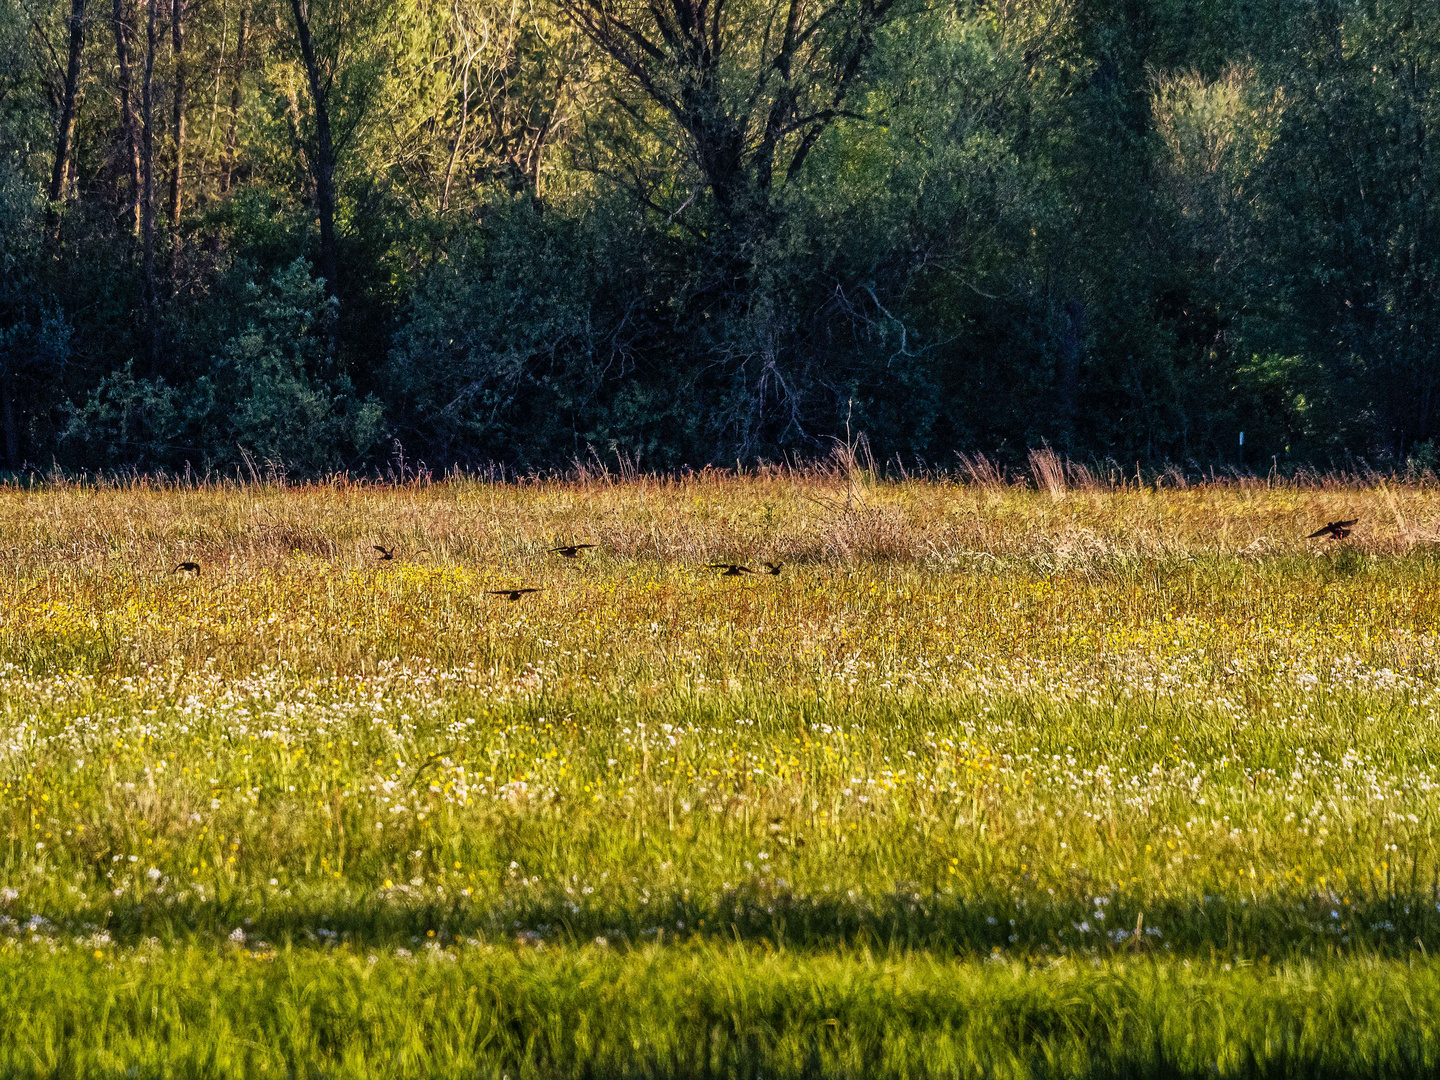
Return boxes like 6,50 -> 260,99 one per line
219,6 -> 247,193
141,0 -> 159,366
112,0 -> 142,237
166,0 -> 186,277
289,0 -> 338,297
45,0 -> 87,243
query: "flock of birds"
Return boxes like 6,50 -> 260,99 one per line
165,519 -> 1362,591
471,544 -> 785,601
168,542 -> 786,601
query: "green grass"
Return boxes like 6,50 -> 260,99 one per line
4,476 -> 1440,1075
4,947 -> 1440,1079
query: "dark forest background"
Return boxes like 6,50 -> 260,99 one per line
0,0 -> 1436,475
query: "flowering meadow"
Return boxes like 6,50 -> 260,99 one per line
4,471 -> 1440,1076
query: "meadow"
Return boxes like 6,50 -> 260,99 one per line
5,463 -> 1440,1076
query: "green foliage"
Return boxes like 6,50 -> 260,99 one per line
198,259 -> 383,470
1236,0 -> 1440,460
59,360 -> 182,467
0,0 -> 1436,472
386,202 -> 667,466
63,260 -> 382,471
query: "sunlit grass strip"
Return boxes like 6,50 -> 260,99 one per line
5,677 -> 1440,958
1,946 -> 1438,1078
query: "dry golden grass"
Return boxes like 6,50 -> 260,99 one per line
6,467 -> 1436,566
0,470 -> 1432,680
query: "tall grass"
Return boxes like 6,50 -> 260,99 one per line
3,947 -> 1439,1079
2,475 -> 1440,1074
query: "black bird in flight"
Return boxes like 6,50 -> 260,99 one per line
373,545 -> 396,560
1307,519 -> 1358,540
762,562 -> 783,575
710,563 -> 756,576
488,588 -> 542,602
172,561 -> 201,575
551,544 -> 597,558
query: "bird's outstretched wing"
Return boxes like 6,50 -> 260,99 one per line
1307,519 -> 1359,538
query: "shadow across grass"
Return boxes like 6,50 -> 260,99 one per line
13,882 -> 1440,961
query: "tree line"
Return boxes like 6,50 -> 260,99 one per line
0,0 -> 1435,474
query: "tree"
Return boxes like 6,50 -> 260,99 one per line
111,0 -> 142,236
285,0 -> 339,294
219,6 -> 247,193
44,0 -> 86,242
140,0 -> 158,363
166,0 -> 186,274
279,0 -> 395,298
561,0 -> 903,224
391,0 -> 591,208
1232,0 -> 1440,459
